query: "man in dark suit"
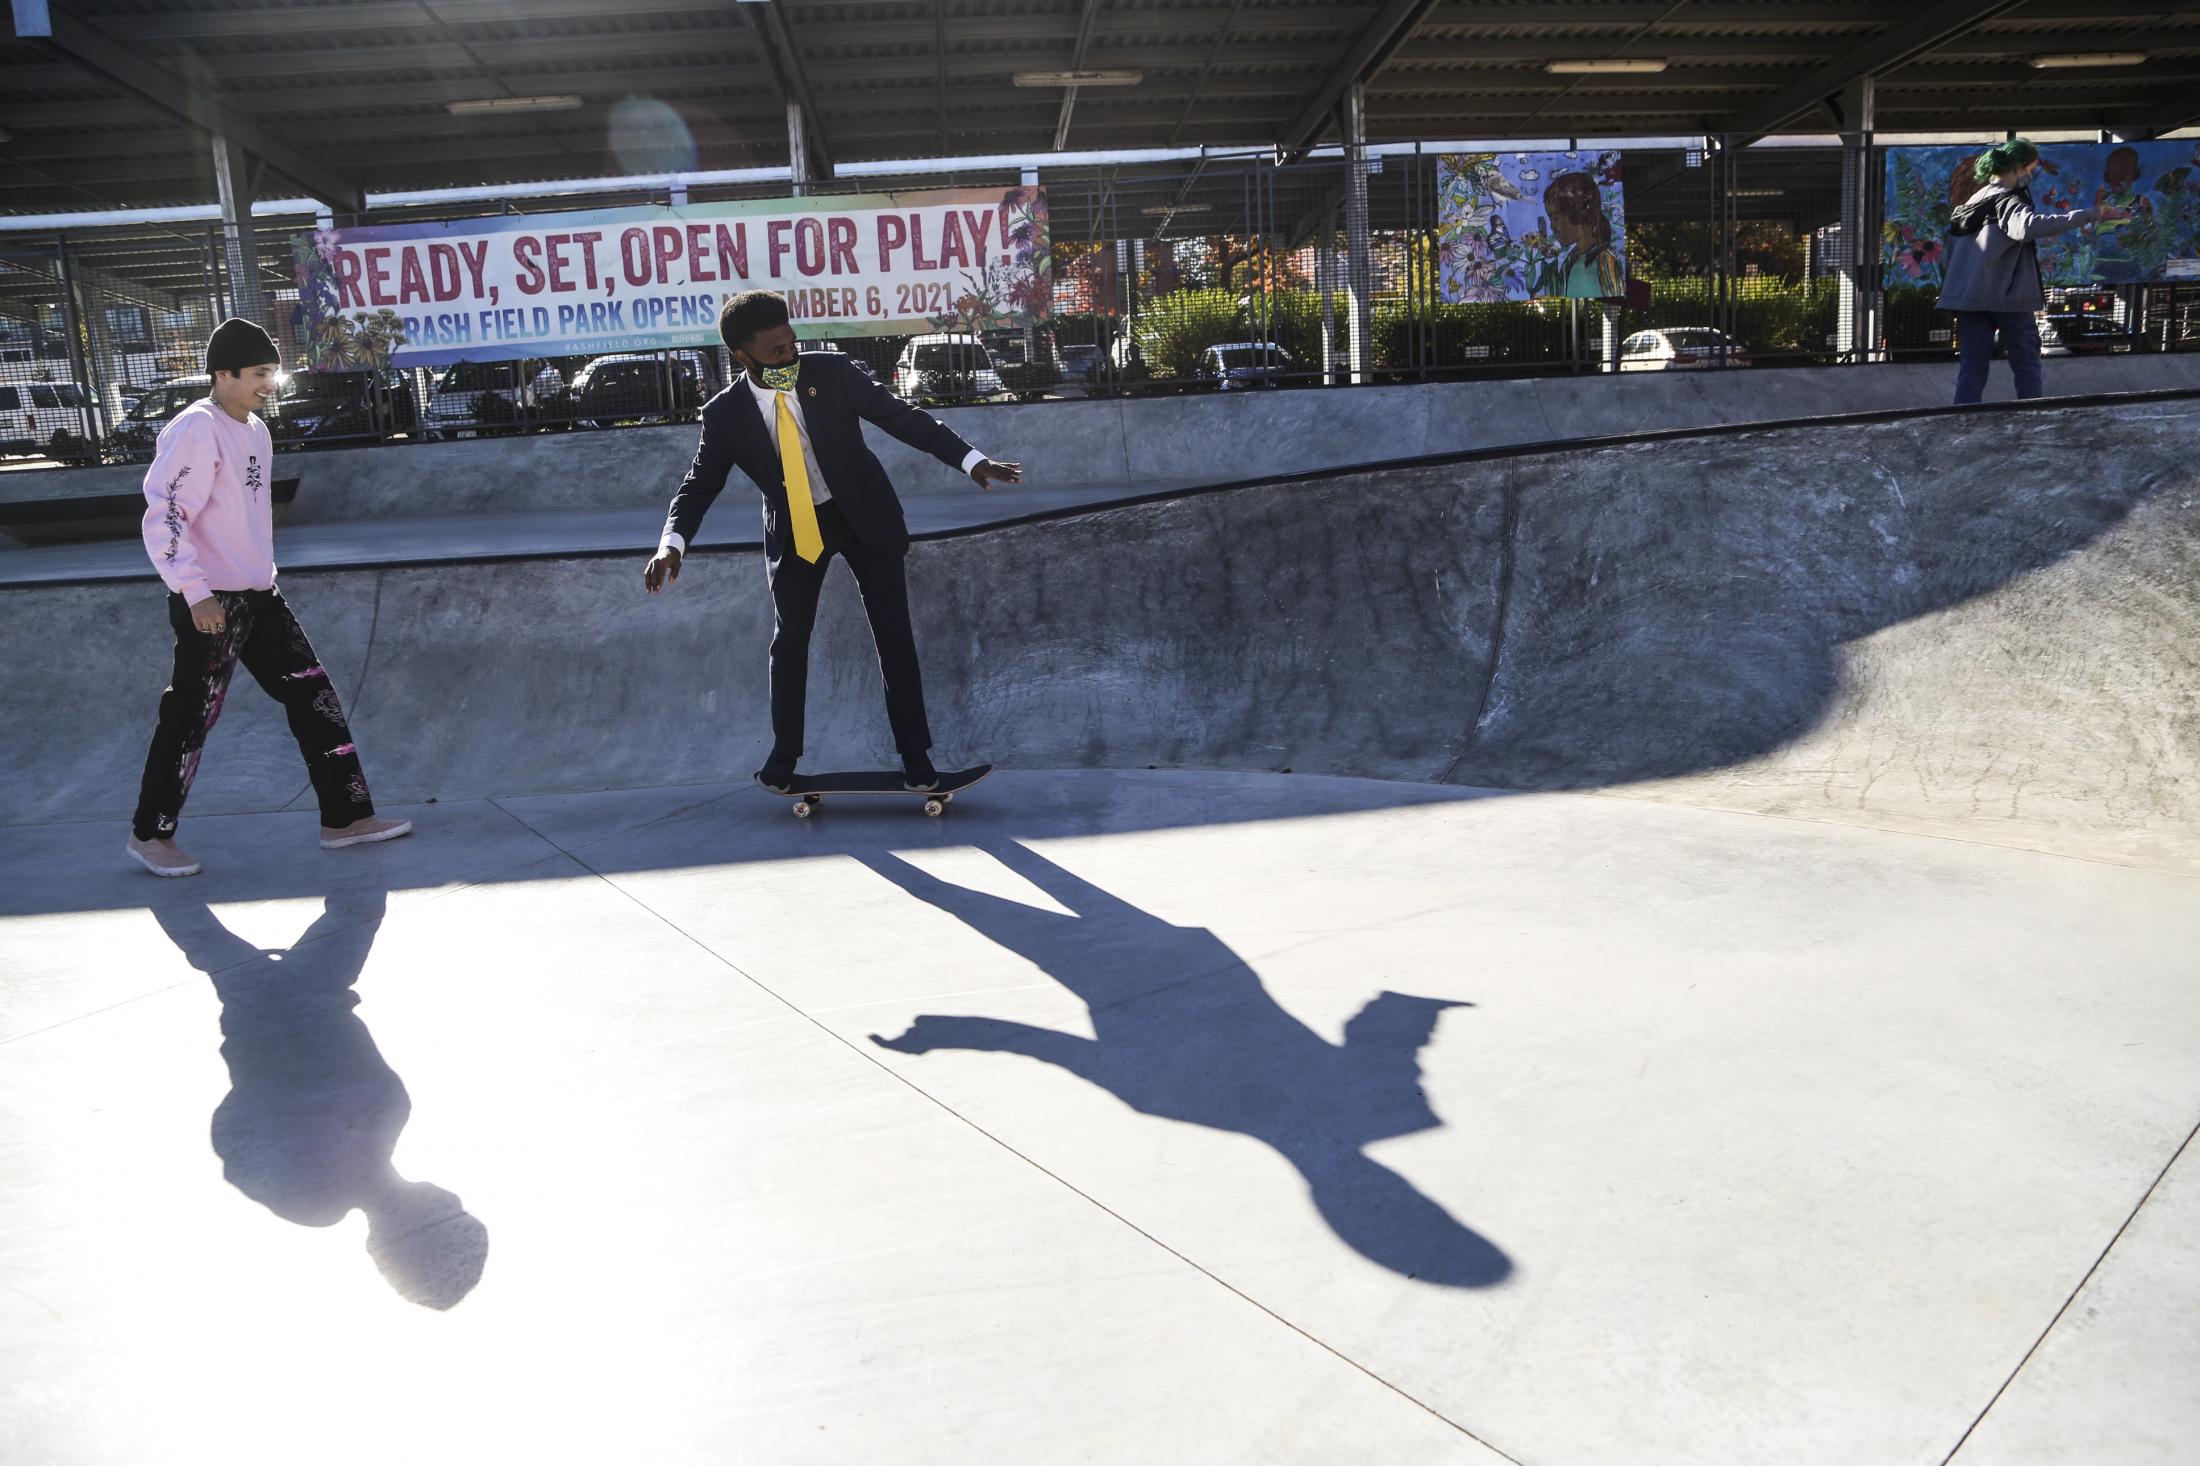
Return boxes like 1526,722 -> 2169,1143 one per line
644,290 -> 1020,791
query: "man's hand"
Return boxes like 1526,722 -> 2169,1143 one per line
188,595 -> 225,635
971,459 -> 1023,490
644,546 -> 682,595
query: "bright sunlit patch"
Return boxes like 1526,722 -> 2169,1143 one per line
607,95 -> 696,177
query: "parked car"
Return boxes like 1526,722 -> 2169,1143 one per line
986,331 -> 1063,400
1618,328 -> 1752,370
0,379 -> 97,462
273,368 -> 420,448
890,334 -> 1008,404
1195,341 -> 1300,391
1057,342 -> 1106,395
570,352 -> 703,426
422,359 -> 537,438
2040,313 -> 2136,356
110,373 -> 216,460
796,339 -> 878,380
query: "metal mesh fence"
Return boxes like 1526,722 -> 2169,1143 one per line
4,144 -> 2194,472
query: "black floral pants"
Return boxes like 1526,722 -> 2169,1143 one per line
133,588 -> 376,841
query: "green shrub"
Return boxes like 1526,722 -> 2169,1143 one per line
1882,284 -> 1945,350
1374,299 -> 1572,367
1132,288 -> 1246,377
1619,276 -> 1843,358
1255,290 -> 1339,368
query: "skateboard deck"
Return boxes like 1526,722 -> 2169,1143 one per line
768,764 -> 992,818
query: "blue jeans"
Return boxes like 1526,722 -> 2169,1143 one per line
1953,310 -> 2043,405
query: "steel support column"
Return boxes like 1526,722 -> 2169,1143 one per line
1343,85 -> 1374,386
1835,76 -> 1878,363
211,133 -> 267,330
788,102 -> 809,196
53,235 -> 106,442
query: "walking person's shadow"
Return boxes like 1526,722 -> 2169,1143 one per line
863,843 -> 1511,1287
152,892 -> 488,1309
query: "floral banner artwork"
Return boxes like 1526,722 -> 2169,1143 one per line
1436,150 -> 1628,302
1883,142 -> 2200,290
292,186 -> 1051,370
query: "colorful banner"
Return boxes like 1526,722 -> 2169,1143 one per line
292,186 -> 1051,370
1884,142 -> 2200,290
1436,150 -> 1628,303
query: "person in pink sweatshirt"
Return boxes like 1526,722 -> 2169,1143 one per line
126,318 -> 410,878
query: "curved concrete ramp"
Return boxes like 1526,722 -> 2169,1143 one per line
2,397 -> 2194,869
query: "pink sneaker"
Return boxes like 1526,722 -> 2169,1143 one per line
320,816 -> 414,850
126,836 -> 202,878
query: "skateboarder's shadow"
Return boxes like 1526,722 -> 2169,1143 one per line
151,892 -> 488,1310
861,842 -> 1510,1288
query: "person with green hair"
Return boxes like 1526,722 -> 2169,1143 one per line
1938,138 -> 2127,404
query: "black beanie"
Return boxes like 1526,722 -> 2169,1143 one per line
206,317 -> 280,375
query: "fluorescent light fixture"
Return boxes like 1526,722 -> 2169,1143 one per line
1731,188 -> 1787,198
2029,52 -> 2147,68
1013,70 -> 1143,87
1142,202 -> 1211,215
1546,58 -> 1669,74
446,95 -> 585,115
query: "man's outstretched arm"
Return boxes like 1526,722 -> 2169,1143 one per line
647,403 -> 739,592
840,358 -> 1022,487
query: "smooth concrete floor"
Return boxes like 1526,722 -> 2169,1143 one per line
3,769 -> 2196,1466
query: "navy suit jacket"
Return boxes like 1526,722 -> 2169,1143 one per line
662,352 -> 976,560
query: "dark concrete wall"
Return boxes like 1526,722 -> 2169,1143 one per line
3,398 -> 2193,869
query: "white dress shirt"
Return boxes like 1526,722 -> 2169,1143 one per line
659,370 -> 988,556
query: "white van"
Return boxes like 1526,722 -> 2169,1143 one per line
0,379 -> 97,462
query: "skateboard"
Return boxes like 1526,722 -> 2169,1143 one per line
768,764 -> 992,819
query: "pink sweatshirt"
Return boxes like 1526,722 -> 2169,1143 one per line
140,398 -> 276,604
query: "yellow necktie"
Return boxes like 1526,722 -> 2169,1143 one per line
776,392 -> 824,564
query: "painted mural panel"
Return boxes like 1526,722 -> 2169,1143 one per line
1437,150 -> 1628,302
1883,141 -> 2200,290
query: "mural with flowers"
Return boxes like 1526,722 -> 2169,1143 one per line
292,228 -> 410,370
1883,141 -> 2200,290
1436,150 -> 1628,303
926,185 -> 1053,334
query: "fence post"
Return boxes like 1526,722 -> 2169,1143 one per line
1716,134 -> 1737,365
211,133 -> 269,327
1343,83 -> 1374,385
53,235 -> 107,447
1836,77 -> 1878,363
1319,210 -> 1338,386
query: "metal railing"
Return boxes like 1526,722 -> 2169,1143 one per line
4,146 -> 2194,471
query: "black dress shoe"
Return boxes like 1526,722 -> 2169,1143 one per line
756,756 -> 798,793
901,753 -> 940,792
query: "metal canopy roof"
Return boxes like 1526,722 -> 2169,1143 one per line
4,0 -> 2198,215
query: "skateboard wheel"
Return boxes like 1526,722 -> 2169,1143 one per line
793,800 -> 815,819
923,798 -> 945,818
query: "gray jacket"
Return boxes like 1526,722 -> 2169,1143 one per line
1936,183 -> 2097,313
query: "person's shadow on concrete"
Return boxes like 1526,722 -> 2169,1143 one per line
862,842 -> 1510,1287
153,893 -> 488,1310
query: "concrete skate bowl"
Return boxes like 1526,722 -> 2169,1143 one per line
2,395 -> 2194,871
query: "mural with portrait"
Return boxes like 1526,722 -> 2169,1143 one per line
1437,150 -> 1628,303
